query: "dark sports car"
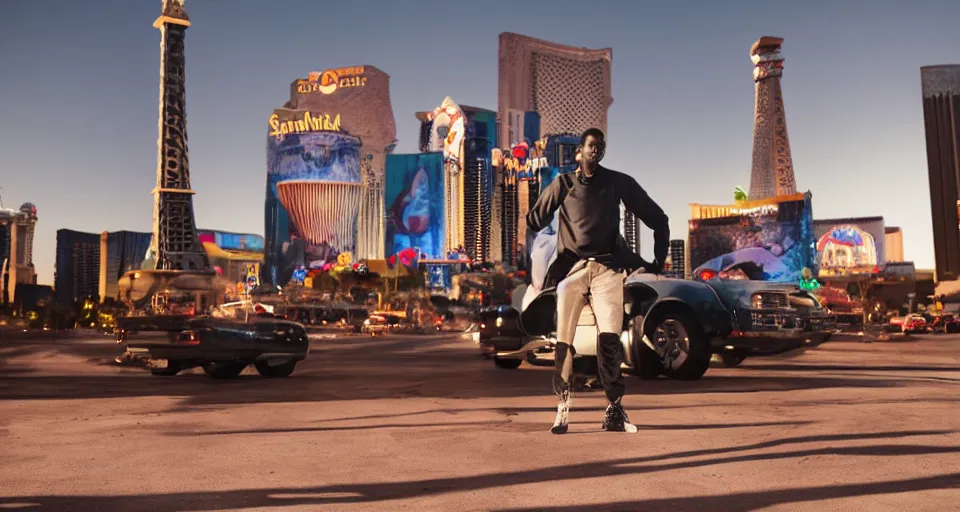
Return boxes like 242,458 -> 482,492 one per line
478,271 -> 834,379
117,315 -> 310,378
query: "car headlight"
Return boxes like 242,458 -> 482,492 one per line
496,317 -> 503,328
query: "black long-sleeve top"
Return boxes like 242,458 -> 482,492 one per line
526,166 -> 670,282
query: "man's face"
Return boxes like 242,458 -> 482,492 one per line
580,135 -> 605,164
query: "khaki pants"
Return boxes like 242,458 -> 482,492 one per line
554,259 -> 627,402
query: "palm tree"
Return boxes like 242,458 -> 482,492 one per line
734,186 -> 748,202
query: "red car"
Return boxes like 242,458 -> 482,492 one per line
891,314 -> 927,333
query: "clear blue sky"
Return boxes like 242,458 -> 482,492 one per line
2,0 -> 957,286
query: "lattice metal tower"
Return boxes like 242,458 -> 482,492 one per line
148,0 -> 209,272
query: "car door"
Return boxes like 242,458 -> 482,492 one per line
253,322 -> 309,355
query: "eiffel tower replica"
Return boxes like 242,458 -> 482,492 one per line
119,0 -> 216,309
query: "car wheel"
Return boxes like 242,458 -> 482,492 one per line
720,351 -> 747,368
628,317 -> 663,380
644,309 -> 710,381
494,357 -> 523,370
254,360 -> 297,378
202,362 -> 246,379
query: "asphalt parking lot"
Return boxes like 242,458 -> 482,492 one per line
1,332 -> 959,511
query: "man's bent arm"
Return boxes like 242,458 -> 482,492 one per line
620,176 -> 670,270
526,177 -> 564,233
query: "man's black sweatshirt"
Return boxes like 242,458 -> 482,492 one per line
526,166 -> 670,282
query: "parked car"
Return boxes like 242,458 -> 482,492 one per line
361,314 -> 401,336
117,314 -> 310,378
899,314 -> 928,333
478,271 -> 834,378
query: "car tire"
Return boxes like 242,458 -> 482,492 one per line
202,362 -> 246,379
644,309 -> 710,381
720,351 -> 747,368
626,317 -> 663,380
254,360 -> 297,378
494,357 -> 523,370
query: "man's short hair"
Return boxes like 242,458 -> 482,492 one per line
579,128 -> 605,146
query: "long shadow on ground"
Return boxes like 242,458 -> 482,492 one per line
0,430 -> 955,512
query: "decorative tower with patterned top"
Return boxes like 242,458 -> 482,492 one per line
748,37 -> 797,200
148,0 -> 209,272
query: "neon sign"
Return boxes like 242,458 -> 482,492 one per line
730,205 -> 779,216
296,66 -> 367,95
268,112 -> 341,139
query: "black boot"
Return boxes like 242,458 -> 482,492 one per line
602,398 -> 638,433
551,375 -> 571,435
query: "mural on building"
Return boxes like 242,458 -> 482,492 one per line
264,65 -> 396,286
689,195 -> 816,283
420,97 -> 466,256
384,153 -> 445,260
266,130 -> 364,283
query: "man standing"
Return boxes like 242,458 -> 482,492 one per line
526,128 -> 670,434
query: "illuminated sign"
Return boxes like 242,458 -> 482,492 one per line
297,66 -> 367,95
730,205 -> 779,216
269,111 -> 341,139
816,225 -> 878,274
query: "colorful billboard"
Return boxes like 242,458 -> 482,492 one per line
198,231 -> 264,254
426,263 -> 453,292
688,195 -> 816,283
812,217 -> 885,276
385,153 -> 445,260
264,64 -> 397,286
266,131 -> 363,279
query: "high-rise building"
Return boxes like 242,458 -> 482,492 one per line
55,229 -> 101,303
621,206 -> 641,255
264,64 -> 397,284
13,203 -> 37,286
500,177 -> 519,266
498,33 -> 612,148
496,33 -> 612,261
0,202 -> 38,304
748,37 -> 797,201
99,230 -> 152,302
668,239 -> 686,279
920,65 -> 960,283
460,105 -> 497,261
0,215 -> 11,304
884,226 -> 904,263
